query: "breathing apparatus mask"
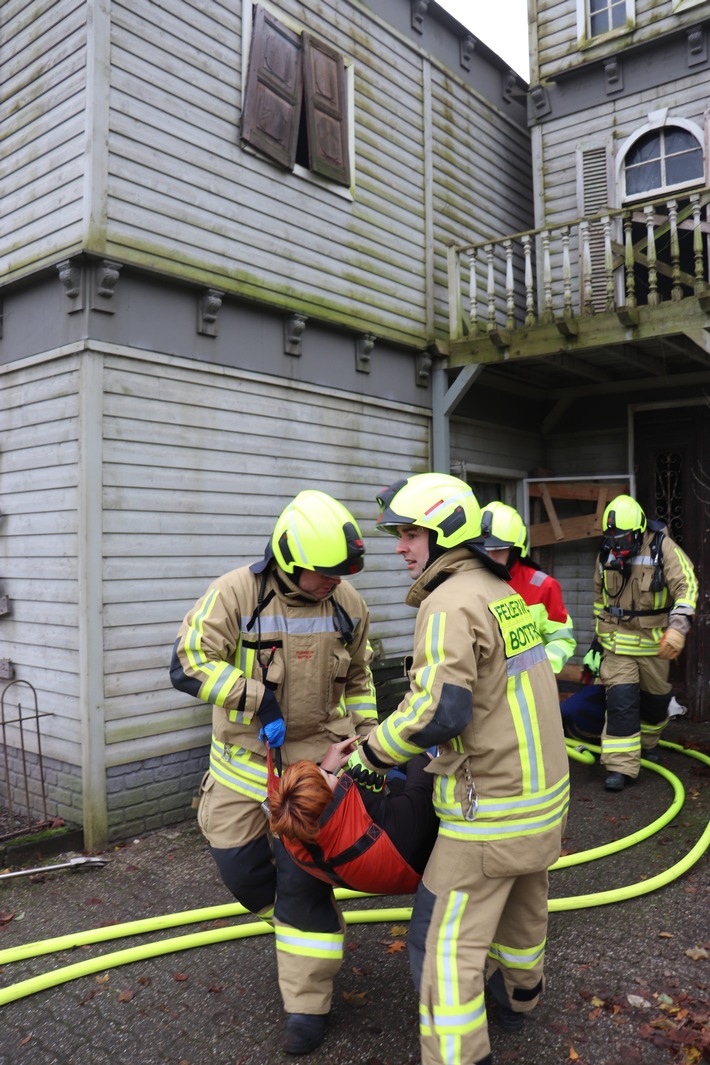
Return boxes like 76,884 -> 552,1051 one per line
601,495 -> 646,572
602,528 -> 642,571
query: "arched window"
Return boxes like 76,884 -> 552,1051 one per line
624,127 -> 704,198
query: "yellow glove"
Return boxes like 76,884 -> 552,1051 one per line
657,628 -> 685,660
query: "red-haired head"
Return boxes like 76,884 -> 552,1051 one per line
270,761 -> 334,843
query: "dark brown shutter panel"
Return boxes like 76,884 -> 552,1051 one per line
303,33 -> 350,185
241,6 -> 303,170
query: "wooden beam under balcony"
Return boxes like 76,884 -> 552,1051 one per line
438,294 -> 710,369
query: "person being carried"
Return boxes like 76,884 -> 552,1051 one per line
269,736 -> 439,895
480,500 -> 576,675
169,489 -> 378,1056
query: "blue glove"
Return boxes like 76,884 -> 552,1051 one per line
346,746 -> 386,793
257,689 -> 286,748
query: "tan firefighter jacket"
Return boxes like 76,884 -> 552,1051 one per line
170,560 -> 378,794
594,526 -> 698,656
357,547 -> 569,873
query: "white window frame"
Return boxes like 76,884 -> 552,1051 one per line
241,0 -> 356,199
576,0 -> 635,46
615,110 -> 707,204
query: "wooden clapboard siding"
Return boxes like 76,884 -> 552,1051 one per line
535,0 -> 710,80
99,351 -> 429,758
431,66 -> 533,325
0,356 -> 82,760
103,0 -> 431,342
0,0 -> 87,275
540,77 -> 710,227
450,417 -> 543,473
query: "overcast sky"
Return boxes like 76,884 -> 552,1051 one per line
438,0 -> 530,80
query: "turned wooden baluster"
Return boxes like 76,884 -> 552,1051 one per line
504,239 -> 515,329
602,215 -> 614,312
666,199 -> 682,302
486,243 -> 497,330
541,229 -> 554,323
623,213 -> 636,308
580,220 -> 593,315
468,248 -> 479,333
522,233 -> 536,326
644,204 -> 659,307
691,195 -> 705,295
561,225 -> 573,320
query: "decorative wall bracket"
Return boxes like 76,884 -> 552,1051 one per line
57,258 -> 84,312
355,333 -> 375,373
460,34 -> 476,72
604,58 -> 623,94
415,348 -> 433,387
411,0 -> 429,34
197,288 -> 224,336
529,84 -> 551,120
284,313 -> 308,356
91,259 -> 122,313
688,26 -> 707,67
503,69 -> 524,102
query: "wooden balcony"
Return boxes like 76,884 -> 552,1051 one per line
440,188 -> 710,396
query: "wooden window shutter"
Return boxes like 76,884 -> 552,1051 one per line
581,146 -> 610,312
241,6 -> 303,170
303,33 -> 350,185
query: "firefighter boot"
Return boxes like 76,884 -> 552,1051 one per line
282,1013 -> 329,1055
487,968 -> 525,1032
604,772 -> 629,791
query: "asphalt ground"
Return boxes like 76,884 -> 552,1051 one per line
0,717 -> 708,1065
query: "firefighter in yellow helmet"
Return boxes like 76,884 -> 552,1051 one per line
346,473 -> 569,1065
480,501 -> 576,675
594,494 -> 697,791
170,490 -> 378,1055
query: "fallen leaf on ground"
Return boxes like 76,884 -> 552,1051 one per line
389,924 -> 408,936
685,947 -> 708,961
18,1036 -> 32,1048
95,974 -> 110,985
173,973 -> 189,981
342,990 -> 368,1008
0,912 -> 15,925
658,931 -> 673,938
116,988 -> 134,1002
385,941 -> 406,953
628,994 -> 651,1008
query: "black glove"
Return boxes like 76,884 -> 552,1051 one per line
581,637 -> 602,685
346,747 -> 386,792
257,688 -> 286,747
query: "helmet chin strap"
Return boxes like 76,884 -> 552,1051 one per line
425,530 -> 446,569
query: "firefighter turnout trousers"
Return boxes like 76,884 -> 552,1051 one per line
199,771 -> 344,1015
599,651 -> 672,778
409,835 -> 548,1065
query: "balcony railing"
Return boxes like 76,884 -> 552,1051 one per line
447,187 -> 710,343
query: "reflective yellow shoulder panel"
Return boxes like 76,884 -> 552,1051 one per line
488,593 -> 543,657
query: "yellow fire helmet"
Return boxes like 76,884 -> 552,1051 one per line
271,490 -> 365,577
603,494 -> 647,535
480,501 -> 528,554
375,473 -> 481,548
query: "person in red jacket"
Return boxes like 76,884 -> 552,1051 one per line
269,737 -> 439,894
480,501 -> 576,675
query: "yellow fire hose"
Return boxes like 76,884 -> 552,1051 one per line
0,740 -> 707,1007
